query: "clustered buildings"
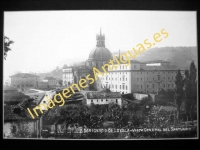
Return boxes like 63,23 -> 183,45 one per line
9,73 -> 59,91
8,30 -> 185,107
62,30 -> 185,96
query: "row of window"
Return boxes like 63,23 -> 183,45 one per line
90,99 -> 118,103
104,84 -> 128,90
136,71 -> 177,74
137,83 -> 174,89
137,76 -> 175,81
13,84 -> 34,87
103,76 -> 128,81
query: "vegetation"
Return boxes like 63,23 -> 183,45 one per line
174,69 -> 184,120
184,61 -> 197,121
4,36 -> 14,60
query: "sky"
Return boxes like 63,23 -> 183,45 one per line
4,11 -> 197,80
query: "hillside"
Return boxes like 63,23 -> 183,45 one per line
36,68 -> 63,79
131,46 -> 197,70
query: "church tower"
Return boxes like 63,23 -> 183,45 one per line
96,28 -> 105,47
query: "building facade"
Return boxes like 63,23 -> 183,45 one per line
85,91 -> 122,107
62,30 -> 113,89
99,60 -> 185,94
10,73 -> 40,91
43,77 -> 58,86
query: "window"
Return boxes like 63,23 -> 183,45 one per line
153,84 -> 154,88
147,85 -> 149,89
120,85 -> 121,89
137,78 -> 139,81
147,72 -> 148,74
134,65 -> 136,69
126,85 -> 128,90
106,99 -> 108,101
116,99 -> 118,103
141,78 -> 142,81
97,99 -> 98,102
122,84 -> 125,90
115,85 -> 117,89
147,77 -> 148,80
141,85 -> 142,89
120,78 -> 121,81
123,66 -> 124,69
168,84 -> 170,88
101,99 -> 103,102
120,66 -> 121,69
91,99 -> 93,103
153,77 -> 154,80
126,78 -> 127,81
158,76 -> 160,80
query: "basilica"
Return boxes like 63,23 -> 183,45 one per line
62,29 -> 113,89
63,30 -> 185,94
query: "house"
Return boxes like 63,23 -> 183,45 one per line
85,91 -> 122,107
44,77 -> 57,86
10,73 -> 40,91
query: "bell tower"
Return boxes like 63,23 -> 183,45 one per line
96,28 -> 105,47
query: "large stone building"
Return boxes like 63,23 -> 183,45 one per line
62,30 -> 113,87
62,30 -> 185,95
10,73 -> 40,91
99,59 -> 185,94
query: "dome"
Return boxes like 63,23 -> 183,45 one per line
88,47 -> 113,61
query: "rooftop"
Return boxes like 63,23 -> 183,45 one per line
4,86 -> 18,91
44,77 -> 56,80
86,92 -> 121,99
10,73 -> 38,78
140,60 -> 170,64
140,65 -> 180,71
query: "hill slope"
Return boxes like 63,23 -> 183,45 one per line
132,46 -> 197,70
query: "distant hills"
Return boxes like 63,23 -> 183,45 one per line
36,46 -> 197,79
35,68 -> 63,79
132,46 -> 197,70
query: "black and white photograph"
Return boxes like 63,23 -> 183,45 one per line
3,10 -> 198,139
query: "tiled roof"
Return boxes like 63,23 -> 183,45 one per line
140,60 -> 170,64
86,92 -> 121,99
10,73 -> 38,78
4,86 -> 18,91
140,65 -> 179,71
44,77 -> 56,80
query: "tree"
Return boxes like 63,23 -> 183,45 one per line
88,68 -> 97,91
4,36 -> 14,60
58,79 -> 63,86
174,69 -> 184,120
184,61 -> 197,121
